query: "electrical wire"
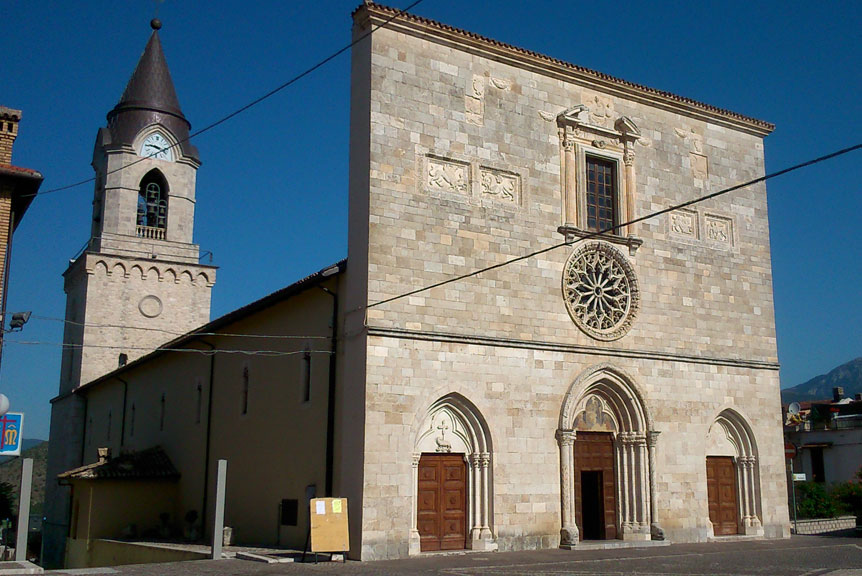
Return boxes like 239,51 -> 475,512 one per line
29,314 -> 329,340
3,339 -> 332,357
32,0 -> 426,199
367,143 -> 862,310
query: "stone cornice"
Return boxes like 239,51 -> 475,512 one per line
366,325 -> 780,371
356,3 -> 774,137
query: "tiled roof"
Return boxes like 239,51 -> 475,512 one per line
58,446 -> 180,481
0,163 -> 42,180
356,3 -> 774,135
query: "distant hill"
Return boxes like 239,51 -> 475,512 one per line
0,439 -> 48,517
781,357 -> 862,404
0,438 -> 45,465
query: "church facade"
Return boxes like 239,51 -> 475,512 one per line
340,3 -> 788,559
45,3 -> 789,567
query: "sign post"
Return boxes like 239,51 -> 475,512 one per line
785,442 -> 798,534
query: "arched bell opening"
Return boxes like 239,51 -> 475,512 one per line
409,393 -> 496,555
137,169 -> 169,240
557,364 -> 663,547
705,409 -> 763,537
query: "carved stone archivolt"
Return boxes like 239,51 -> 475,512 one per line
557,366 -> 662,546
562,242 -> 639,341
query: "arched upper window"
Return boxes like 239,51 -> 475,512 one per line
137,170 -> 168,239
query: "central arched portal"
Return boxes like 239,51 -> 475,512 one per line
410,394 -> 496,555
557,365 -> 663,547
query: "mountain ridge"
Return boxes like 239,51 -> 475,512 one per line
781,357 -> 862,404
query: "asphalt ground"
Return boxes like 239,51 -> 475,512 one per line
46,534 -> 862,576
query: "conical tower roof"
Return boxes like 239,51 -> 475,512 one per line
111,29 -> 186,121
105,20 -> 199,162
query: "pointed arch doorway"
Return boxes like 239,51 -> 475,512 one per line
705,409 -> 764,536
557,365 -> 664,547
410,394 -> 496,555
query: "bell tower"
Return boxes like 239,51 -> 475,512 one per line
63,18 -> 216,389
43,20 -> 216,567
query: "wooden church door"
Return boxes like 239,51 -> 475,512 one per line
706,456 -> 739,535
417,454 -> 467,551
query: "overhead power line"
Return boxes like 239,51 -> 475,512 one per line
367,143 -> 862,310
29,314 -> 329,340
33,0 -> 426,199
4,339 -> 332,358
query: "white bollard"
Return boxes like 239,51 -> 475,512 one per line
211,460 -> 227,560
15,459 -> 33,562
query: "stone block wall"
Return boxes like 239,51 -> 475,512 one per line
793,516 -> 857,535
348,5 -> 789,559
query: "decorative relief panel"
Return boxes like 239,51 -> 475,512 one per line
704,214 -> 733,247
480,167 -> 519,203
562,242 -> 639,341
670,209 -> 699,239
426,156 -> 468,194
586,93 -> 614,127
690,153 -> 709,182
465,75 -> 485,126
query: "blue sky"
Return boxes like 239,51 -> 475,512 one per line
3,1 -> 860,439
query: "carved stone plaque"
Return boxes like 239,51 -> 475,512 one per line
465,75 -> 485,126
704,214 -> 733,247
691,153 -> 709,181
480,167 -> 519,203
670,209 -> 698,238
426,156 -> 468,194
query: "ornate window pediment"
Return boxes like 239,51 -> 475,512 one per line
556,104 -> 642,255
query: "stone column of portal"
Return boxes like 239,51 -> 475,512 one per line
620,433 -> 631,533
470,454 -> 482,540
479,453 -> 492,539
738,457 -> 751,528
623,143 -> 636,236
556,429 -> 578,547
746,457 -> 763,531
562,128 -> 578,227
409,453 -> 421,555
647,431 -> 664,540
636,434 -> 649,531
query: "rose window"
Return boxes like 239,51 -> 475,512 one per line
562,242 -> 639,341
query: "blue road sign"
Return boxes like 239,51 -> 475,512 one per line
0,413 -> 23,456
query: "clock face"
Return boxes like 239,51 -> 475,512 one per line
140,132 -> 174,161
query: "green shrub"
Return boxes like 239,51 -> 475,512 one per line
795,482 -> 840,519
830,467 -> 862,516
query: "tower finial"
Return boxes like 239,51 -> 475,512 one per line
150,18 -> 162,30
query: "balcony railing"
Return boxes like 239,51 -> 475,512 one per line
136,225 -> 166,240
